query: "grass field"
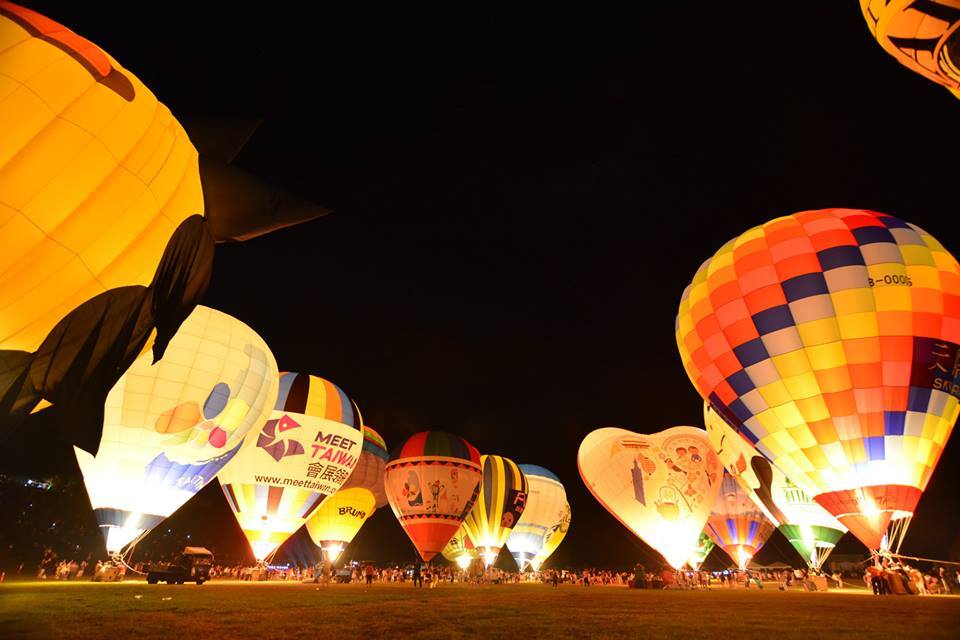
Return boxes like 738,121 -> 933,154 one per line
1,581 -> 958,639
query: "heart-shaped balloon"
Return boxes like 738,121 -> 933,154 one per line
578,426 -> 722,568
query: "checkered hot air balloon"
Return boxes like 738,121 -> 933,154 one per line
384,431 -> 482,562
676,209 -> 960,552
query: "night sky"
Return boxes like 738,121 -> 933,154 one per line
5,1 -> 958,567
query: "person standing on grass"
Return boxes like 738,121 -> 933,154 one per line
552,570 -> 559,588
364,563 -> 375,587
413,560 -> 423,588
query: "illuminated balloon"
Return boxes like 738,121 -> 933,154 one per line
676,209 -> 960,551
0,1 -> 326,442
531,501 -> 571,571
462,455 -> 528,567
687,532 -> 715,570
441,522 -> 477,565
74,306 -> 278,554
304,488 -> 375,564
218,373 -> 363,561
384,431 -> 482,562
578,427 -> 723,569
278,526 -> 322,569
705,472 -> 777,570
859,0 -> 960,98
505,465 -> 566,571
704,403 -> 847,570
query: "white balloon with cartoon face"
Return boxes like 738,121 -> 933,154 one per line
75,306 -> 278,552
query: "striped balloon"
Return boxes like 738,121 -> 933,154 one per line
340,425 -> 389,508
705,472 -> 776,570
218,373 -> 363,561
384,431 -> 482,562
676,209 -> 960,551
462,455 -> 528,567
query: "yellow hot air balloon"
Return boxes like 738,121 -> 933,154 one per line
301,425 -> 388,563
505,465 -> 567,571
531,502 -> 570,571
218,373 -> 363,561
859,0 -> 960,98
74,306 -> 278,554
441,522 -> 477,569
676,209 -> 960,552
578,427 -> 723,569
462,455 -> 528,567
0,0 -> 204,354
704,402 -> 848,570
304,488 -> 376,564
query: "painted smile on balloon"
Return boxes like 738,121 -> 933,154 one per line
0,1 -> 135,101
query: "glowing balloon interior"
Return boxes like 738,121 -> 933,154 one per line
462,455 -> 528,567
74,306 -> 278,553
578,426 -> 723,569
384,431 -> 482,562
705,472 -> 777,570
677,209 -> 960,550
505,464 -> 566,571
218,373 -> 362,561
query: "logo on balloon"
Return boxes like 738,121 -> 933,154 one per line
257,414 -> 306,462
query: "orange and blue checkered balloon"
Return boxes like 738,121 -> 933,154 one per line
676,209 -> 960,551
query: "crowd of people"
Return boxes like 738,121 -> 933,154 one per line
864,559 -> 958,596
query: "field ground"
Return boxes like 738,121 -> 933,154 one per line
1,581 -> 959,639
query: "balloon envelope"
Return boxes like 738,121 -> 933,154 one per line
506,464 -> 566,571
578,426 -> 723,569
705,472 -> 777,570
305,488 -> 375,564
218,373 -> 363,560
74,306 -> 278,553
532,501 -> 571,570
676,209 -> 960,550
441,522 -> 476,563
384,431 -> 482,562
859,0 -> 960,99
704,402 -> 846,569
462,455 -> 529,566
340,425 -> 389,508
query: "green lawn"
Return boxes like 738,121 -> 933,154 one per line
1,581 -> 958,639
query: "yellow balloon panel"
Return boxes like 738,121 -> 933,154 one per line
578,427 -> 723,569
74,306 -> 279,553
859,0 -> 960,98
441,522 -> 476,563
532,502 -> 571,570
0,2 -> 203,352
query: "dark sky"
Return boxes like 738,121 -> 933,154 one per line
9,1 -> 959,567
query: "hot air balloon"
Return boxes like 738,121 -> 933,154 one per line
687,532 -> 715,571
0,1 -> 326,446
578,427 -> 723,569
73,306 -> 278,555
218,373 -> 363,561
704,403 -> 847,570
278,526 -> 322,569
859,0 -> 960,98
340,426 -> 389,508
441,522 -> 477,570
706,472 -> 777,570
461,455 -> 528,567
676,209 -> 960,552
384,431 -> 482,562
304,488 -> 375,565
531,502 -> 571,571
505,465 -> 566,571
301,425 -> 388,563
